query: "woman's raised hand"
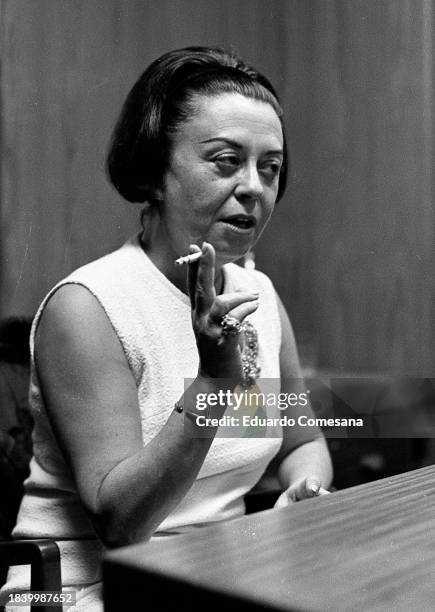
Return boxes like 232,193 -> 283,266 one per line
187,242 -> 259,381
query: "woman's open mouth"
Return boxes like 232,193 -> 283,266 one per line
219,215 -> 256,234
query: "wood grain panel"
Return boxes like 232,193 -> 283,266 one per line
313,1 -> 435,374
104,465 -> 435,611
257,0 -> 435,374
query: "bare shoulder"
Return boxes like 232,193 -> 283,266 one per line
36,283 -> 129,369
34,283 -> 142,515
37,283 -> 111,343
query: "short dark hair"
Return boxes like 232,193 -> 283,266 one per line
106,46 -> 288,204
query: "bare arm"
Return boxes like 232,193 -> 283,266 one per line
35,243 -> 258,547
271,294 -> 333,506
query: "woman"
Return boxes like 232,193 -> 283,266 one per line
3,47 -> 332,611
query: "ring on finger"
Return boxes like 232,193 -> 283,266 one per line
221,314 -> 242,336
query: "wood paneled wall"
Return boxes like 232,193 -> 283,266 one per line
1,0 -> 434,374
257,0 -> 435,374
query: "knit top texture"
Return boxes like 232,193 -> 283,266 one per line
10,233 -> 283,587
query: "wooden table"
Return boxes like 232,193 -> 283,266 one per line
104,465 -> 435,611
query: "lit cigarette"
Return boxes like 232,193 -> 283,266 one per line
175,251 -> 203,266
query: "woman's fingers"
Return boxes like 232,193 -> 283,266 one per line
185,242 -> 259,379
318,487 -> 331,496
306,479 -> 322,497
193,242 -> 216,314
305,479 -> 330,497
187,244 -> 202,309
187,243 -> 259,324
208,292 -> 259,323
274,491 -> 294,509
274,477 -> 329,508
226,299 -> 259,323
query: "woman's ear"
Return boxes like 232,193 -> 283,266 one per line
136,183 -> 163,204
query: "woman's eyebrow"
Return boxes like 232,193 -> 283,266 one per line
199,137 -> 283,156
199,137 -> 242,148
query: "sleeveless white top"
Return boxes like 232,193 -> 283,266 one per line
9,234 -> 283,589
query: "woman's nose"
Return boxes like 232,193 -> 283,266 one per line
234,163 -> 264,201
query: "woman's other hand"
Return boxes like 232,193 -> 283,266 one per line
274,477 -> 330,508
187,242 -> 259,381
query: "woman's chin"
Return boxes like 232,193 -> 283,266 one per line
214,247 -> 250,268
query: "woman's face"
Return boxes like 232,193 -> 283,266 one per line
156,92 -> 284,268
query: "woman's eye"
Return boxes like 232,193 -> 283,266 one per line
260,161 -> 282,179
214,155 -> 240,171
